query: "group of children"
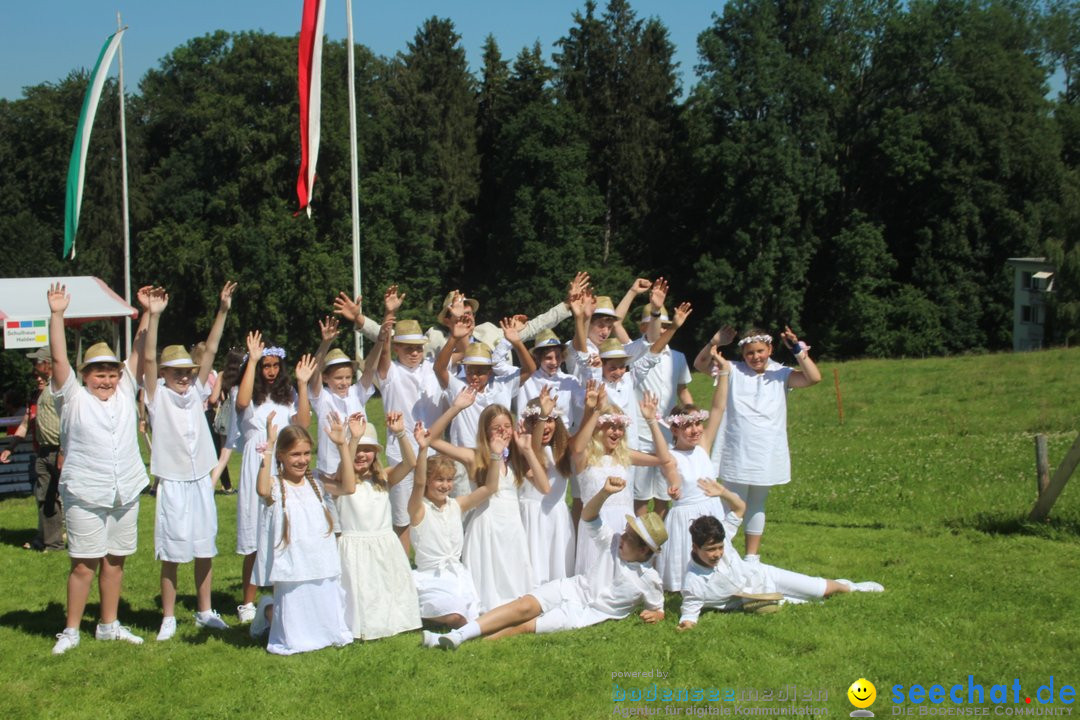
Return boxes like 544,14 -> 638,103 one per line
42,272 -> 883,656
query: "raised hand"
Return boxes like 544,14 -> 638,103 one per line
451,316 -> 472,340
246,330 -> 264,359
649,277 -> 669,310
566,271 -> 591,305
453,385 -> 478,410
324,411 -> 347,446
332,292 -> 363,325
413,421 -> 430,450
630,278 -> 652,295
386,411 -> 405,436
712,325 -> 737,347
603,475 -> 626,494
135,285 -> 154,312
219,280 -> 238,310
538,385 -> 556,417
512,422 -> 532,453
347,412 -> 367,440
319,315 -> 340,342
584,379 -> 607,409
697,478 -> 727,498
709,346 -> 731,374
149,287 -> 169,315
672,301 -> 692,328
378,318 -> 394,343
265,410 -> 279,448
500,316 -> 524,344
47,283 -> 70,314
294,353 -> 318,384
488,429 -> 510,457
384,284 -> 404,315
447,291 -> 466,321
639,390 -> 659,421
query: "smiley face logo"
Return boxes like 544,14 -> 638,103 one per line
848,678 -> 877,709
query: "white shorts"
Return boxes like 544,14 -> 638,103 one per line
530,577 -> 610,634
155,475 -> 218,562
633,464 -> 670,502
64,495 -> 140,559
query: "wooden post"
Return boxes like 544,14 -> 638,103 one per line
1029,432 -> 1080,522
833,368 -> 844,425
1035,434 -> 1050,497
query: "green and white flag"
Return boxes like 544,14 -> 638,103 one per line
63,28 -> 125,259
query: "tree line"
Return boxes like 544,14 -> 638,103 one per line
1,0 -> 1077,389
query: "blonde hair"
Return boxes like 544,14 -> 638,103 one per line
423,455 -> 458,501
274,426 -> 333,547
524,396 -> 573,478
471,404 -> 528,487
355,444 -> 389,491
585,403 -> 631,469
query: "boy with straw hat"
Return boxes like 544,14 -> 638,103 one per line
424,474 -> 666,649
46,282 -> 154,654
142,281 -> 237,641
515,330 -> 584,432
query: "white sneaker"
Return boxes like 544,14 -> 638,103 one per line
437,631 -> 462,651
421,630 -> 442,648
195,610 -> 229,630
237,602 -> 256,624
249,596 -> 273,639
96,621 -> 144,645
744,554 -> 761,564
850,580 -> 884,593
157,617 -> 177,641
52,628 -> 80,655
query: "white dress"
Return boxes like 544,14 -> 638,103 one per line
718,360 -> 794,486
265,477 -> 352,655
518,447 -> 575,584
574,456 -> 634,575
336,479 -> 421,639
412,498 -> 481,622
237,395 -> 296,589
658,446 -> 724,591
461,465 -> 535,612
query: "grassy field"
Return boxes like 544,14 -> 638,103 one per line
1,348 -> 1078,719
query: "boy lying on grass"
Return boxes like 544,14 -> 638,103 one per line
678,481 -> 884,630
424,475 -> 667,649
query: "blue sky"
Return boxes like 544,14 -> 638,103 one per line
0,1 -> 723,101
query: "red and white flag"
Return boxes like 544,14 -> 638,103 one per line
296,0 -> 326,216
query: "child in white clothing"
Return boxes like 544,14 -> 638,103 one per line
425,475 -> 667,649
677,483 -> 883,630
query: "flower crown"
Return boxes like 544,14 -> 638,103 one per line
242,347 -> 287,363
737,334 -> 772,347
597,413 -> 632,427
521,405 -> 565,420
666,409 -> 709,427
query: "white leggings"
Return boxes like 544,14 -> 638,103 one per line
723,482 -> 769,535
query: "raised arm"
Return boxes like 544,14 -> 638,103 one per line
47,283 -> 72,390
198,281 -> 237,386
332,291 -> 380,343
570,380 -> 605,469
613,278 -> 651,345
427,386 -> 477,466
256,411 -> 279,501
630,393 -> 679,499
693,325 -> 737,375
649,302 -> 691,355
699,479 -> 746,518
781,326 -> 822,388
408,422 -> 432,525
386,412 -> 417,485
700,347 -> 731,451
434,301 -> 470,389
582,474 -> 624,523
234,330 -> 263,412
293,353 -> 317,428
326,411 -> 356,496
362,319 -> 392,390
500,317 -> 536,375
310,315 -> 341,396
142,288 -> 170,403
126,285 -> 155,379
569,292 -> 589,354
515,420 -> 550,494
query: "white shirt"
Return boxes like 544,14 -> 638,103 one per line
147,378 -> 217,482
412,497 -> 465,571
579,516 -> 664,618
516,369 -> 584,431
632,344 -> 691,443
444,372 -> 519,449
573,349 -> 662,452
53,366 -> 148,506
679,512 -> 771,622
268,477 -> 340,583
718,360 -> 794,486
312,383 -> 374,476
378,359 -> 443,462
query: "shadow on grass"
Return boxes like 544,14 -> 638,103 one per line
949,512 -> 1080,540
782,519 -> 888,531
0,526 -> 39,549
0,602 -> 67,638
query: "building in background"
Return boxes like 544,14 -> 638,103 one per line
1007,257 -> 1055,351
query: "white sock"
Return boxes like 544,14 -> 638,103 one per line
458,620 -> 482,642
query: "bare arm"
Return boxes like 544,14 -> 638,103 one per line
701,347 -> 731,451
570,380 -> 605,469
256,411 -> 279,502
434,300 -> 470,389
582,475 -> 624,523
408,423 -> 431,526
500,317 -> 536,375
126,287 -> 155,379
516,422 -> 549,495
142,288 -> 169,403
385,412 -> 417,486
427,387 -> 477,467
699,479 -> 746,518
310,315 -> 341,396
234,330 -> 263,412
781,326 -> 822,388
198,281 -> 236,386
613,278 -> 651,345
362,319 -> 392,390
46,283 -> 71,390
293,354 -> 317,428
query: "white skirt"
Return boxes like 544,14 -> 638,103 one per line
339,530 -> 421,639
658,497 -> 724,592
413,561 -> 481,622
266,577 -> 353,655
519,498 -> 575,585
462,501 -> 534,612
155,475 -> 217,562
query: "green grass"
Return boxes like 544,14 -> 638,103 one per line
2,349 -> 1079,719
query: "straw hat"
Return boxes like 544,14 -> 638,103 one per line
26,347 -> 52,362
159,345 -> 199,369
531,329 -> 563,352
598,338 -> 629,360
77,342 -> 122,371
392,319 -> 427,345
639,304 -> 671,325
354,421 -> 382,451
323,348 -> 355,369
437,291 -> 479,324
624,512 -> 668,552
734,592 -> 783,614
592,296 -> 617,317
461,342 -> 494,367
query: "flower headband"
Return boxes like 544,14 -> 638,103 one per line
597,413 -> 632,427
737,334 -> 772,347
666,410 -> 709,427
242,347 -> 287,363
521,405 -> 566,421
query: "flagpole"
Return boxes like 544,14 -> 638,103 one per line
117,11 -> 133,352
345,0 -> 363,359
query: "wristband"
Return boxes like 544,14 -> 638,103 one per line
394,431 -> 408,439
715,370 -> 730,376
489,452 -> 503,462
792,341 -> 807,357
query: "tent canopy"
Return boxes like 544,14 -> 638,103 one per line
0,276 -> 135,326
